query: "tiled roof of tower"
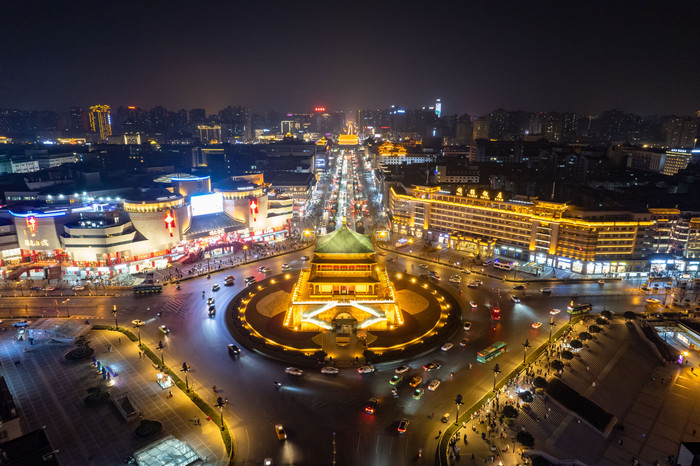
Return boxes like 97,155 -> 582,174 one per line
314,225 -> 374,254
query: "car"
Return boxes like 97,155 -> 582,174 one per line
208,305 -> 216,316
441,342 -> 453,351
463,321 -> 472,331
245,276 -> 256,285
460,268 -> 471,274
397,418 -> 409,434
395,365 -> 410,374
459,338 -> 470,347
423,361 -> 441,371
428,379 -> 441,391
598,280 -> 605,285
513,284 -> 526,290
282,263 -> 292,271
531,322 -> 542,329
227,344 -> 241,355
357,365 -> 375,374
212,284 -> 220,292
159,325 -> 170,334
540,288 -> 552,294
441,413 -> 450,423
365,398 -> 378,414
12,321 -> 30,328
45,286 -> 56,291
468,280 -> 482,288
418,264 -> 428,270
449,275 -> 461,283
641,285 -> 650,291
378,251 -> 387,256
264,458 -> 272,466
428,271 -> 440,280
300,256 -> 309,261
409,376 -> 423,387
389,374 -> 403,385
549,308 -> 561,315
258,266 -> 271,273
30,286 -> 42,291
321,366 -> 339,375
512,296 -> 521,303
653,284 -> 660,289
412,388 -> 425,400
224,276 -> 235,286
646,298 -> 661,304
274,424 -> 287,440
469,301 -> 478,309
207,297 -> 215,305
285,367 -> 303,376
72,285 -> 85,291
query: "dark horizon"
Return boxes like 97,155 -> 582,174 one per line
2,1 -> 699,116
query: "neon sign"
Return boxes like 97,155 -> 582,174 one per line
314,107 -> 326,113
249,198 -> 259,221
164,211 -> 175,237
26,216 -> 37,235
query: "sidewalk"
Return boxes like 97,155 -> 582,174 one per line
0,328 -> 227,465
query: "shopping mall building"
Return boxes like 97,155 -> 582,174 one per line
388,183 -> 700,276
0,174 -> 293,279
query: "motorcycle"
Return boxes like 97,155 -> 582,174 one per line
273,381 -> 282,389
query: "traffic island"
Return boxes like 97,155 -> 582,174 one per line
225,271 -> 460,367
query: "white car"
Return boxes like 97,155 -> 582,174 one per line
469,301 -> 478,308
418,264 -> 428,270
395,365 -> 410,374
207,297 -> 215,305
441,343 -> 453,352
463,321 -> 472,331
321,367 -> 339,375
512,296 -> 520,303
72,285 -> 85,291
460,268 -> 471,274
357,365 -> 375,374
531,321 -> 543,329
428,379 -> 441,391
449,275 -> 461,283
285,367 -> 303,376
549,309 -> 561,315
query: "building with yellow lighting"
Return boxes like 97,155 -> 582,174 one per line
389,183 -> 665,275
377,141 -> 434,165
284,223 -> 401,332
88,105 -> 112,141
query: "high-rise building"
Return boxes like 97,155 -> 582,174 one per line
69,107 -> 88,134
189,108 -> 206,124
88,105 -> 112,141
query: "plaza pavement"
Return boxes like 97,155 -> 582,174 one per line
0,328 -> 226,465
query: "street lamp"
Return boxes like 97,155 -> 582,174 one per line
243,245 -> 248,261
215,396 -> 227,431
548,317 -> 557,344
522,339 -> 531,365
454,393 -> 464,427
157,340 -> 165,367
132,320 -> 144,347
492,363 -> 501,392
181,362 -> 191,392
112,304 -> 118,330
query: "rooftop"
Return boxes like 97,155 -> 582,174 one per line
314,225 -> 375,255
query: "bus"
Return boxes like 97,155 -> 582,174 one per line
133,284 -> 163,294
493,259 -> 515,271
489,299 -> 501,320
567,302 -> 592,315
477,341 -> 508,363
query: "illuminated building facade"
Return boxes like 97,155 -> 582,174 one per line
284,224 -> 401,331
388,183 -> 676,274
88,105 -> 112,141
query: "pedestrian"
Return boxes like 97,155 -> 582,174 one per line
168,390 -> 172,398
107,344 -> 111,352
118,338 -> 121,344
618,439 -> 623,445
694,429 -> 697,436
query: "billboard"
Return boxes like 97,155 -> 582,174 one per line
190,192 -> 223,217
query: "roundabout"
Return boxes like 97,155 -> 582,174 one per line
225,225 -> 461,367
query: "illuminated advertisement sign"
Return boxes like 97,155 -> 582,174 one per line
250,198 -> 259,221
314,107 -> 326,113
26,216 -> 37,235
164,210 -> 175,237
190,192 -> 223,217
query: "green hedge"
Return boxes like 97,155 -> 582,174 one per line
94,326 -> 234,462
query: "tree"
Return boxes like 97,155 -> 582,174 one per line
570,339 -> 583,349
561,350 -> 574,360
579,331 -> 592,341
551,360 -> 565,371
600,310 -> 613,320
362,349 -> 376,363
623,311 -> 637,322
588,325 -> 602,334
533,376 -> 548,389
502,404 -> 519,419
314,350 -> 328,363
596,317 -> 608,326
518,390 -> 534,403
516,431 -> 535,448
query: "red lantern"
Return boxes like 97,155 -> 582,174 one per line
26,216 -> 37,236
249,198 -> 258,222
164,211 -> 175,237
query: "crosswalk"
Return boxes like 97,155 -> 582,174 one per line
152,294 -> 192,319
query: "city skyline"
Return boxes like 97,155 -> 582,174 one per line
1,1 -> 699,115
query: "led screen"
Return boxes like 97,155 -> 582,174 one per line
190,192 -> 223,217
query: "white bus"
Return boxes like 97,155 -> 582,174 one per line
493,259 -> 515,271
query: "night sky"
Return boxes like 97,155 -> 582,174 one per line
1,0 -> 699,116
